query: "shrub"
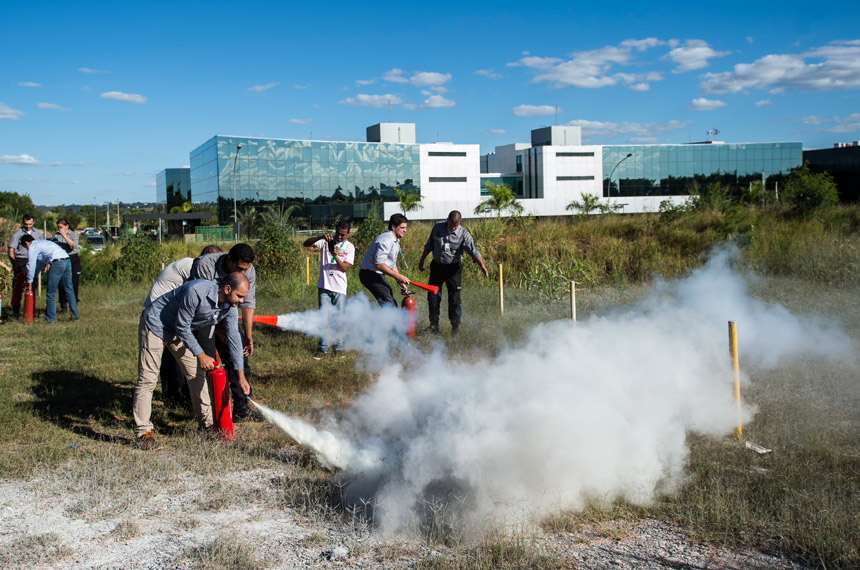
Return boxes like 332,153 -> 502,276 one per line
253,223 -> 302,281
352,201 -> 387,248
116,233 -> 167,283
783,164 -> 839,217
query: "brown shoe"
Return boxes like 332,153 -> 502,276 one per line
136,431 -> 162,451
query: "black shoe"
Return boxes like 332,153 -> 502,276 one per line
58,305 -> 67,314
233,407 -> 265,423
424,325 -> 439,334
451,325 -> 460,335
313,349 -> 327,360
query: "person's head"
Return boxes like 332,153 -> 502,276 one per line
446,210 -> 462,231
20,234 -> 35,248
22,215 -> 35,231
200,244 -> 223,256
57,218 -> 72,231
334,220 -> 351,242
224,243 -> 255,273
388,213 -> 408,239
220,272 -> 250,307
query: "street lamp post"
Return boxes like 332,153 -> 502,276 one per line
606,153 -> 633,198
232,143 -> 243,242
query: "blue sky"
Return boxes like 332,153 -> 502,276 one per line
2,0 -> 859,206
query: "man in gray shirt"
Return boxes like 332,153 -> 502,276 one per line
359,213 -> 411,307
190,243 -> 259,421
132,273 -> 250,450
418,210 -> 489,334
7,214 -> 43,319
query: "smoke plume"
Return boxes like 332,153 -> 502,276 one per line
266,249 -> 852,535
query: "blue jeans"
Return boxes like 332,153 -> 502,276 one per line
46,258 -> 78,323
317,288 -> 345,352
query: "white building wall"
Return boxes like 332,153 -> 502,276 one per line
384,143 -> 482,221
483,143 -> 531,174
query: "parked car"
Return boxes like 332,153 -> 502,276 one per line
86,234 -> 106,252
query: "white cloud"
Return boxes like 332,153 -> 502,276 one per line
38,102 -> 69,111
293,83 -> 311,89
145,182 -> 156,187
356,79 -> 376,86
802,113 -> 860,133
565,119 -> 693,141
701,40 -> 860,93
478,128 -> 507,135
290,118 -> 313,124
755,99 -> 772,106
72,180 -> 80,184
663,39 -> 730,73
404,95 -> 456,110
474,68 -> 502,79
27,177 -> 49,182
510,38 -> 665,90
50,162 -> 65,167
18,81 -> 41,87
248,82 -> 279,92
511,104 -> 558,117
688,97 -> 727,111
100,91 -> 147,104
630,82 -> 650,91
746,37 -> 755,44
629,137 -> 659,143
78,67 -> 109,74
339,94 -> 404,107
123,172 -> 134,176
0,102 -> 24,119
0,153 -> 40,165
382,68 -> 452,87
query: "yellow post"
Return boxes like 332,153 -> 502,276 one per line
305,256 -> 310,286
728,320 -> 743,442
570,281 -> 577,323
499,263 -> 504,316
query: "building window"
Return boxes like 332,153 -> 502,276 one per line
429,177 -> 468,182
557,176 -> 595,181
516,155 -> 523,173
557,152 -> 594,157
428,151 -> 467,157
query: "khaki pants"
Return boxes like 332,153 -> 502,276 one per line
132,316 -> 212,437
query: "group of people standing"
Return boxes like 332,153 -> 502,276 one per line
6,214 -> 82,323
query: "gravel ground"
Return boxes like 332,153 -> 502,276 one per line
0,467 -> 807,570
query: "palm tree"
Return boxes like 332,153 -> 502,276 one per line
260,202 -> 303,227
233,206 -> 261,239
394,187 -> 423,214
474,182 -> 523,218
566,192 -> 600,216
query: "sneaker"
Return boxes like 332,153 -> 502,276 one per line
313,349 -> 327,360
424,325 -> 440,334
136,431 -> 162,451
333,348 -> 346,359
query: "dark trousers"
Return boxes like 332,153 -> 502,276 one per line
359,269 -> 397,307
193,324 -> 253,414
59,254 -> 81,308
159,350 -> 191,407
428,260 -> 462,329
11,259 -> 28,311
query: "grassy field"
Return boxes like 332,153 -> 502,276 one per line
1,208 -> 859,568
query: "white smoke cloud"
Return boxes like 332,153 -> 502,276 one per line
264,249 -> 852,536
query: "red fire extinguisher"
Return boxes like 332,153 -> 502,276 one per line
24,286 -> 35,324
207,361 -> 234,441
401,292 -> 415,338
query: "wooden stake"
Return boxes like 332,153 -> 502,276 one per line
729,320 -> 743,442
499,263 -> 504,316
570,281 -> 577,323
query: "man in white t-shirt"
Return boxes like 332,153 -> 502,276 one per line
303,220 -> 355,358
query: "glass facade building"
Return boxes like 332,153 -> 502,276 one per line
603,142 -> 803,197
156,168 -> 191,209
190,136 -> 420,223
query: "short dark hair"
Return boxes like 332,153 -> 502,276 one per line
388,213 -> 408,230
447,210 -> 462,223
200,244 -> 223,256
229,243 -> 255,264
336,220 -> 352,231
223,271 -> 249,291
22,214 -> 34,223
20,234 -> 35,246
